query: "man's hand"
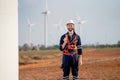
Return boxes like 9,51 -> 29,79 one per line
63,35 -> 67,44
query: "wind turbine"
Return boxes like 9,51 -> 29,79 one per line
27,18 -> 35,48
53,17 -> 65,33
41,0 -> 50,48
76,16 -> 88,37
53,17 -> 64,43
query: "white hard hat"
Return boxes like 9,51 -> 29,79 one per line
66,20 -> 75,25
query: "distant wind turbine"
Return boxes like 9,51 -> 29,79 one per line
27,18 -> 35,48
53,17 -> 64,32
41,0 -> 50,48
53,17 -> 64,43
76,16 -> 88,36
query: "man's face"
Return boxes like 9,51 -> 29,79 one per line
67,23 -> 74,32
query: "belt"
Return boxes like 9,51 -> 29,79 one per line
63,52 -> 77,56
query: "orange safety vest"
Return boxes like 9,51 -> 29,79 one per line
63,34 -> 77,53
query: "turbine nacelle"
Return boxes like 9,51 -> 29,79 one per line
41,10 -> 50,14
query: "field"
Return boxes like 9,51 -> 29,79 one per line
19,48 -> 120,80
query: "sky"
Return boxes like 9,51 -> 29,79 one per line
18,0 -> 120,46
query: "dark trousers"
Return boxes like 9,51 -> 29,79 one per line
62,54 -> 79,80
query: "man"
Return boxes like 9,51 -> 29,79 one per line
59,20 -> 82,80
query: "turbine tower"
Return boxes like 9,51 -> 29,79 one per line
27,19 -> 35,48
41,0 -> 50,48
76,16 -> 88,36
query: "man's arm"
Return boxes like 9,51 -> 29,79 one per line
77,35 -> 83,65
61,35 -> 67,49
62,41 -> 67,49
79,55 -> 82,65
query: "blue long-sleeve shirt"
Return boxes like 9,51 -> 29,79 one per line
59,32 -> 82,55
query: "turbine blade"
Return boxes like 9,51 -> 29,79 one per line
81,20 -> 88,24
46,0 -> 48,10
27,18 -> 30,24
30,24 -> 35,26
53,24 -> 59,26
76,15 -> 81,21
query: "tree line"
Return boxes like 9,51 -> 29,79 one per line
19,41 -> 120,51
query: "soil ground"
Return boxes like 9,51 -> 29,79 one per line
19,48 -> 120,80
